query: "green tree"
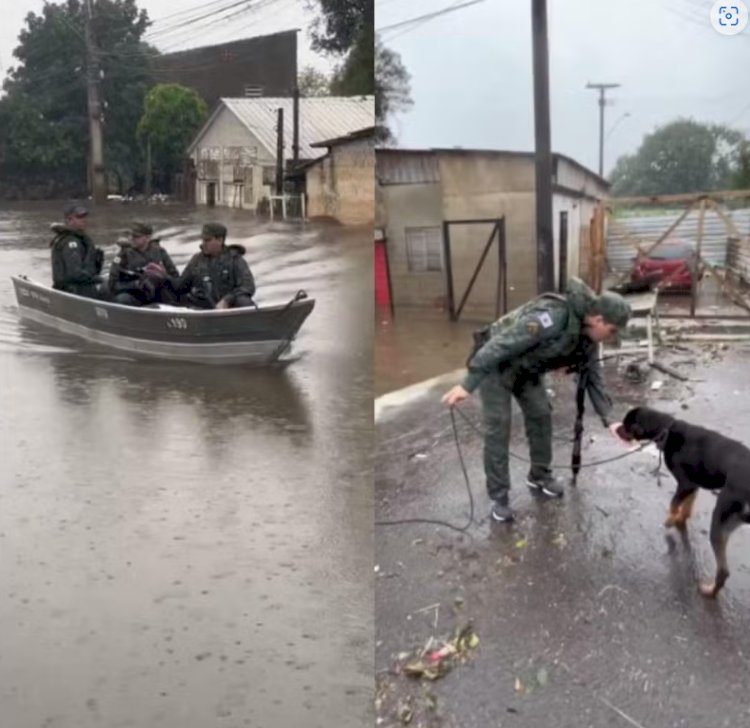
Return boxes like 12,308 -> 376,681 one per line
298,65 -> 331,97
0,0 -> 155,197
374,39 -> 412,143
732,141 -> 750,189
308,0 -> 373,95
610,119 -> 746,196
137,83 -> 207,193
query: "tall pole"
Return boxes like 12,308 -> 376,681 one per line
145,137 -> 152,199
531,0 -> 554,294
84,0 -> 107,203
275,107 -> 284,196
292,85 -> 300,167
586,82 -> 620,177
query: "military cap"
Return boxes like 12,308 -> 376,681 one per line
64,203 -> 89,218
130,222 -> 153,237
595,291 -> 631,328
201,222 -> 227,239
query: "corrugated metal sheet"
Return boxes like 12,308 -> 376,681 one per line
727,237 -> 750,283
607,207 -> 750,270
222,96 -> 374,160
376,150 -> 441,185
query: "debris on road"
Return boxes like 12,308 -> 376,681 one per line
401,624 -> 480,681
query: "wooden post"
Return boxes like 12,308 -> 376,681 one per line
690,198 -> 706,317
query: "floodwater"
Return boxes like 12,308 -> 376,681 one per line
0,202 -> 373,728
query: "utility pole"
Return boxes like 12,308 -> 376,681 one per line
586,82 -> 620,177
292,85 -> 300,167
84,0 -> 107,203
145,137 -> 152,199
275,107 -> 284,196
531,0 -> 554,294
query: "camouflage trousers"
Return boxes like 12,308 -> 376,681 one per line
479,369 -> 553,500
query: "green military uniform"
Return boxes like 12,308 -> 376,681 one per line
108,223 -> 180,305
175,223 -> 256,309
462,278 -> 630,501
49,219 -> 105,298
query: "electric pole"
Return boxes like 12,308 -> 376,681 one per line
586,82 -> 620,177
531,0 -> 554,294
84,0 -> 107,203
275,107 -> 284,196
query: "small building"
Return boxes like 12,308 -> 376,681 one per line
375,148 -> 609,319
186,96 -> 375,211
303,127 -> 375,225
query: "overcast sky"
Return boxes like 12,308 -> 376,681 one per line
377,0 -> 750,175
0,0 -> 334,88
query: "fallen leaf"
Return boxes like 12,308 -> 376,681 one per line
536,667 -> 549,687
515,538 -> 528,549
514,677 -> 524,693
467,632 -> 480,649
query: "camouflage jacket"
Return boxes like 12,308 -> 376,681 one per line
108,239 -> 179,294
49,224 -> 104,293
462,278 -> 613,424
175,245 -> 255,305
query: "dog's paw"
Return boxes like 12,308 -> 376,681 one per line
699,582 -> 718,598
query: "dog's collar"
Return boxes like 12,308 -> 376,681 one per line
651,419 -> 675,451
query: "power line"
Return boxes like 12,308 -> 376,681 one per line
148,0 -> 238,26
145,0 -> 253,39
376,0 -> 488,34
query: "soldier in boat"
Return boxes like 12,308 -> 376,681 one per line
174,223 -> 256,310
50,203 -> 108,299
108,222 -> 180,306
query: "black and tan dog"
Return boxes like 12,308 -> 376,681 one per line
616,406 -> 750,598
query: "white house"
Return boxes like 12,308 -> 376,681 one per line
186,95 -> 375,210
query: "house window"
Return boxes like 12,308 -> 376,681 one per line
405,226 -> 443,272
244,85 -> 263,97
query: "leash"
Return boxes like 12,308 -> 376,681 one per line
375,408 -> 477,534
374,407 -> 657,534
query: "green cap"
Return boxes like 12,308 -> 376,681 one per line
201,222 -> 227,239
595,291 -> 631,328
130,222 -> 153,237
64,203 -> 88,218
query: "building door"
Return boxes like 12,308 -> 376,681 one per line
207,182 -> 216,207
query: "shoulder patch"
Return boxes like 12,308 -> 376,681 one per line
526,320 -> 541,337
68,240 -> 78,249
538,311 -> 554,329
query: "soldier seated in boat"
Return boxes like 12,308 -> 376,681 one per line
50,203 -> 108,299
108,222 -> 180,306
174,223 -> 256,310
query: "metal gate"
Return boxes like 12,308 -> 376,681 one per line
442,217 -> 507,321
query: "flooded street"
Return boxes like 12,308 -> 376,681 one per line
0,203 -> 373,727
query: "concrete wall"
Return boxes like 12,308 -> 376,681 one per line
305,138 -> 374,225
192,107 -> 275,210
378,182 -> 445,308
437,152 -> 537,317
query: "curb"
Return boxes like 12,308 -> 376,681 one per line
374,368 -> 464,423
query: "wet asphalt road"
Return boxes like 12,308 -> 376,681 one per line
0,202 -> 373,728
375,346 -> 750,728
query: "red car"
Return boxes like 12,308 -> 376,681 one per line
630,240 -> 702,293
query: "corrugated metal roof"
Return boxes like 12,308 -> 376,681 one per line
221,96 -> 374,160
376,150 -> 441,185
375,148 -> 606,188
607,207 -> 750,270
